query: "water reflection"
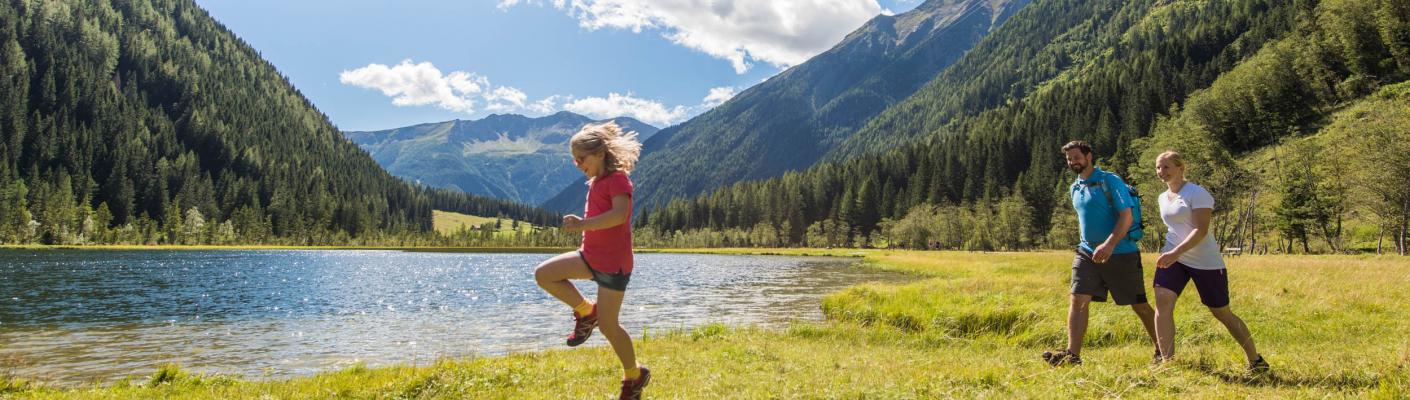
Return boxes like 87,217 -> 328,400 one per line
0,250 -> 908,384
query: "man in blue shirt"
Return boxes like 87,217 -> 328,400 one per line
1042,140 -> 1159,366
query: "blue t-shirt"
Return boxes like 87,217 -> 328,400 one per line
1070,167 -> 1140,254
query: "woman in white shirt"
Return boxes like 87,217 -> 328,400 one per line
1152,151 -> 1268,373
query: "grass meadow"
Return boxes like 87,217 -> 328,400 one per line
431,210 -> 538,237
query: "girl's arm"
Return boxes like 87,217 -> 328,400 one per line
574,194 -> 631,231
1172,207 -> 1213,254
1156,207 -> 1212,267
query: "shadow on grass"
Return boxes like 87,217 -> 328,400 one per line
1189,358 -> 1384,391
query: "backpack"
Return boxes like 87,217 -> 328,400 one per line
1094,171 -> 1146,241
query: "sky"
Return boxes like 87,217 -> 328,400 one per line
193,0 -> 924,131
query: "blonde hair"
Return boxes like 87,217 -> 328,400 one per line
571,121 -> 641,175
1156,150 -> 1184,167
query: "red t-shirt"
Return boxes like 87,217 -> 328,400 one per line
580,171 -> 633,274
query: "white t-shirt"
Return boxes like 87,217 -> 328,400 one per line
1158,182 -> 1225,269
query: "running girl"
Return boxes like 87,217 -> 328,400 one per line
533,121 -> 650,399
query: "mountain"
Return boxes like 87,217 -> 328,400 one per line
544,0 -> 1031,212
345,112 -> 658,205
0,0 -> 558,245
637,0 -> 1410,251
825,0 -> 1132,160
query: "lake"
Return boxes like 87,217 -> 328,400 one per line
0,250 -> 906,385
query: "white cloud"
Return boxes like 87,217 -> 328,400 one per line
344,60 -> 733,126
528,95 -> 568,114
505,0 -> 883,74
562,92 -> 689,126
340,60 -> 532,114
339,60 -> 483,113
342,60 -> 547,116
484,86 -> 530,112
446,71 -> 487,95
562,86 -> 739,125
701,86 -> 737,108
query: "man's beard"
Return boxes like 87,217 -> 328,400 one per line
1067,162 -> 1086,173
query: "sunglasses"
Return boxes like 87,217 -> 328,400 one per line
572,153 -> 599,165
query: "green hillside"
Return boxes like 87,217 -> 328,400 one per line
636,0 -> 1410,255
547,0 -> 1032,212
0,0 -> 559,246
1175,82 -> 1410,255
431,209 -> 537,236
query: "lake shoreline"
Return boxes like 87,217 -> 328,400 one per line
1,248 -> 893,391
6,249 -> 1407,398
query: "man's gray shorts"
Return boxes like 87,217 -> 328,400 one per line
1071,249 -> 1148,305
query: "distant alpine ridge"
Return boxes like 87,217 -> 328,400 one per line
347,112 -> 658,205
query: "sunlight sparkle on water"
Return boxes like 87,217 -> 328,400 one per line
0,250 -> 903,385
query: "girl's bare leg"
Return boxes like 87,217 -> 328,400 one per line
1154,287 -> 1179,360
1209,305 -> 1260,363
534,252 -> 593,307
595,287 -> 638,376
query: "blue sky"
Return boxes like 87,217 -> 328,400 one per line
195,0 -> 923,131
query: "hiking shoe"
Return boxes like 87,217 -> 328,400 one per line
619,366 -> 651,400
1248,355 -> 1270,374
1042,349 -> 1082,366
1152,349 -> 1165,365
566,306 -> 597,347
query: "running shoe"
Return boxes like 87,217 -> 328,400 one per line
619,366 -> 651,400
1042,349 -> 1082,366
566,306 -> 597,347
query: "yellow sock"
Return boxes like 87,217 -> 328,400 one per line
624,365 -> 641,380
573,300 -> 594,317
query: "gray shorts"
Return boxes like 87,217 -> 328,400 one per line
1071,249 -> 1148,305
576,251 -> 631,291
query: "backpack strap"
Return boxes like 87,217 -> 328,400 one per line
1096,171 -> 1121,216
1096,171 -> 1143,240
